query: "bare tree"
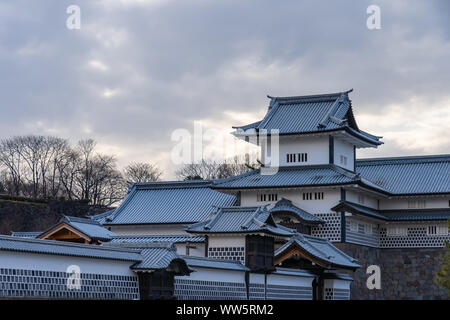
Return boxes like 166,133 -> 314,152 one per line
175,154 -> 260,180
124,162 -> 163,183
0,136 -> 127,206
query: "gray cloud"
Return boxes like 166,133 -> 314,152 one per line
0,0 -> 449,177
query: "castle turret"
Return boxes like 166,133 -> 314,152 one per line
232,90 -> 383,172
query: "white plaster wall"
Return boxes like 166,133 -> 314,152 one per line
379,197 -> 449,210
176,243 -> 205,257
333,138 -> 354,171
324,279 -> 352,290
268,273 -> 314,287
208,235 -> 246,248
241,188 -> 341,213
273,136 -> 329,167
0,251 -> 136,276
346,190 -> 379,209
249,272 -> 265,284
175,267 -> 246,283
109,224 -> 188,235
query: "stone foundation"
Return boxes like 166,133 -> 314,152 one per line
334,243 -> 449,300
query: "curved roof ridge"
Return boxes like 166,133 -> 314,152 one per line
357,154 -> 450,165
267,89 -> 352,102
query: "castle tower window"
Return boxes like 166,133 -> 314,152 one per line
257,193 -> 278,202
427,225 -> 449,236
286,153 -> 307,163
340,155 -> 348,166
408,200 -> 426,209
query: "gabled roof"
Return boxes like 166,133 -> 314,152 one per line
233,90 -> 382,146
356,155 -> 450,195
213,164 -> 388,194
269,198 -> 324,224
275,233 -> 360,270
186,206 -> 295,236
104,180 -> 237,225
0,235 -> 142,262
38,215 -> 116,241
332,200 -> 450,221
61,216 -> 116,240
109,235 -> 205,244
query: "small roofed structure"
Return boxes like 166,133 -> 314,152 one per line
186,205 -> 294,237
187,206 -> 294,272
104,242 -> 192,300
274,233 -> 359,300
232,90 -> 382,148
274,233 -> 360,271
269,198 -> 324,234
37,215 -> 116,244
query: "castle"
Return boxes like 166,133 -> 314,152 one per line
1,90 -> 449,300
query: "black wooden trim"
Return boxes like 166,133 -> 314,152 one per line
340,211 -> 346,242
329,136 -> 334,164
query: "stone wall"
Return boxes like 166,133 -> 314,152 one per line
334,243 -> 449,300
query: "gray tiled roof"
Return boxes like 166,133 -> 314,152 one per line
213,164 -> 387,193
10,231 -> 41,239
332,200 -> 450,221
89,209 -> 116,224
186,206 -> 294,236
233,91 -> 382,146
356,155 -> 450,195
269,198 -> 324,224
0,235 -> 142,262
59,216 -> 116,240
273,267 -> 315,278
109,235 -> 205,244
104,180 -> 237,225
128,243 -> 183,270
275,233 -> 360,270
180,255 -> 250,271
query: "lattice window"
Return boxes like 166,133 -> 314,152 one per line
311,212 -> 341,242
0,268 -> 139,300
174,278 -> 247,300
324,288 -> 333,300
208,247 -> 245,263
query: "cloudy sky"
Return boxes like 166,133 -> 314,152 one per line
0,0 -> 449,178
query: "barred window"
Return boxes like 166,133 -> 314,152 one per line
257,193 -> 278,202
